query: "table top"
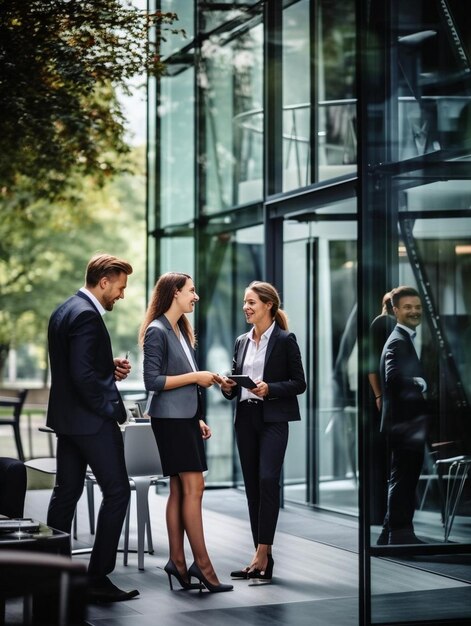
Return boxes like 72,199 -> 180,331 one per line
25,457 -> 57,474
0,520 -> 69,553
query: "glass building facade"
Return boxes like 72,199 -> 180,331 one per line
148,1 -> 471,623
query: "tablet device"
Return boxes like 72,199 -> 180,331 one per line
227,375 -> 257,389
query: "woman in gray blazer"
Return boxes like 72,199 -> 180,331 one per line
220,281 -> 306,583
139,272 -> 232,593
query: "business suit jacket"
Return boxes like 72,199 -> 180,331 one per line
380,325 -> 429,440
47,290 -> 126,435
224,324 -> 306,422
143,315 -> 200,419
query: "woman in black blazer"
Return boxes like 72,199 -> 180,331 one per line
220,281 -> 306,582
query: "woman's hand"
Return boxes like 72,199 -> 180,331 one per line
196,371 -> 221,388
250,380 -> 269,398
199,420 -> 212,439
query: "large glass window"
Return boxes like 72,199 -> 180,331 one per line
200,224 -> 264,484
159,68 -> 195,227
362,0 -> 471,623
201,22 -> 264,212
282,0 -> 310,192
283,202 -> 358,513
159,0 -> 194,57
317,0 -> 356,182
160,237 -> 194,276
283,221 -> 310,502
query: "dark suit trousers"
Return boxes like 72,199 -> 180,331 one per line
383,437 -> 424,531
235,401 -> 289,546
47,420 -> 130,579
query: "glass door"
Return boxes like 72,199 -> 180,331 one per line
283,207 -> 358,514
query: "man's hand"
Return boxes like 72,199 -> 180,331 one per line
219,376 -> 237,393
114,357 -> 131,381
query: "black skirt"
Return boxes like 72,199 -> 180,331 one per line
151,415 -> 207,477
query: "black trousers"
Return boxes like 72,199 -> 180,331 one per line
235,401 -> 289,547
47,420 -> 130,579
383,439 -> 425,532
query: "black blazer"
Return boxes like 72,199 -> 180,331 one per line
380,325 -> 429,435
223,324 -> 306,422
47,290 -> 126,435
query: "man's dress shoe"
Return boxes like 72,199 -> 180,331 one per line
376,529 -> 389,545
388,530 -> 426,545
89,576 -> 139,602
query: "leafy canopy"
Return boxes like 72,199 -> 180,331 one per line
0,1 -> 182,379
0,0 -> 178,198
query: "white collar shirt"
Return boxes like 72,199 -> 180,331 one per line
79,287 -> 106,317
396,323 -> 426,392
240,321 -> 276,401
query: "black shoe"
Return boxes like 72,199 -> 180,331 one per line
388,530 -> 426,545
248,554 -> 274,583
188,562 -> 233,593
164,559 -> 202,590
230,565 -> 250,579
376,529 -> 389,545
88,576 -> 139,603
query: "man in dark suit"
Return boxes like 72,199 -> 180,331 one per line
378,286 -> 429,545
47,254 -> 139,602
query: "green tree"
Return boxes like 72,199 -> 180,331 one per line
0,147 -> 147,382
0,0 -> 182,380
0,0 -> 177,197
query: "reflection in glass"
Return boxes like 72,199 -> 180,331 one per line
201,24 -> 263,212
159,0 -> 194,58
283,216 -> 358,513
201,225 -> 264,484
282,0 -> 310,191
160,69 -> 195,227
317,0 -> 356,182
160,237 -> 194,277
283,222 -> 309,502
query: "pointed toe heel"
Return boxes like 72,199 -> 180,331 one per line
164,559 -> 201,590
188,562 -> 233,593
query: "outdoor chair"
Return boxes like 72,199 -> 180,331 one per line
0,389 -> 28,461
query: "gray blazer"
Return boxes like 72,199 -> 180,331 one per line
143,315 -> 199,419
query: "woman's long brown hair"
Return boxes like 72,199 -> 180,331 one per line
138,272 -> 195,347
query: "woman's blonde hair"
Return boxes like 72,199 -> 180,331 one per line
138,272 -> 195,347
246,281 -> 289,330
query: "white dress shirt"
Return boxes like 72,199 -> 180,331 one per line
240,321 -> 276,401
79,287 -> 106,316
396,323 -> 427,392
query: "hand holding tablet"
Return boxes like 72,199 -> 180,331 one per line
227,375 -> 257,389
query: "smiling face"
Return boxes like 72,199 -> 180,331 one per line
100,272 -> 128,311
394,295 -> 422,329
243,288 -> 273,326
175,278 -> 199,313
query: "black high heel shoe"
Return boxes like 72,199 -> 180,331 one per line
164,560 -> 202,590
248,554 -> 274,582
188,562 -> 233,593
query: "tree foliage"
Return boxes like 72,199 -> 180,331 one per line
0,0 -> 182,381
0,0 -> 178,198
